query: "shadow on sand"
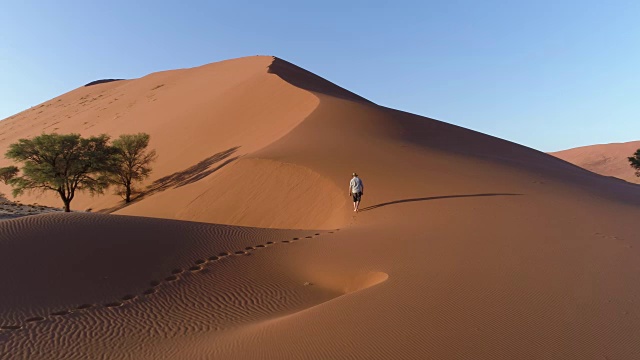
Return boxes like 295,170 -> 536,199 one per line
148,146 -> 240,193
359,193 -> 523,212
267,57 -> 372,104
100,146 -> 240,213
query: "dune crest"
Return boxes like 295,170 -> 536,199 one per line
1,56 -> 640,359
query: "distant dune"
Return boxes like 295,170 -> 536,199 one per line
551,141 -> 640,184
1,56 -> 639,359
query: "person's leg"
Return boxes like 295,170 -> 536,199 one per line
352,193 -> 357,211
353,201 -> 357,211
355,200 -> 360,212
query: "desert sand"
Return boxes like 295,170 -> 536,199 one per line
0,196 -> 61,221
551,141 -> 640,184
1,56 -> 639,359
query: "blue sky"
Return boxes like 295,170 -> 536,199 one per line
1,0 -> 638,151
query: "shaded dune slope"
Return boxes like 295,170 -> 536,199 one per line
1,56 -> 640,359
551,141 -> 640,184
0,213 -> 359,359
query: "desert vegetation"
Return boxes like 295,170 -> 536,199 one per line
0,132 -> 156,211
629,149 -> 640,177
107,133 -> 157,203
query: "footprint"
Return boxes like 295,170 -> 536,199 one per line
143,288 -> 157,295
0,325 -> 21,330
305,236 -> 312,239
10,234 -> 331,326
315,233 -> 320,235
25,317 -> 45,323
51,310 -> 71,316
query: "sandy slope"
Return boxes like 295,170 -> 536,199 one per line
0,56 -> 335,229
1,56 -> 640,359
551,141 -> 640,184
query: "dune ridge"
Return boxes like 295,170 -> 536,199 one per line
551,140 -> 640,184
1,56 -> 640,359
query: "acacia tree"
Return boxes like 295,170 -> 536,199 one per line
108,133 -> 157,203
5,133 -> 113,212
629,149 -> 640,177
0,166 -> 18,184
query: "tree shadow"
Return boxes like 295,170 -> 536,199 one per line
149,146 -> 240,193
100,146 -> 240,213
359,193 -> 523,212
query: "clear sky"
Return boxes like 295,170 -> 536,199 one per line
1,0 -> 638,152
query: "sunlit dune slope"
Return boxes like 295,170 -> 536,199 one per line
1,56 -> 637,228
0,56 -> 339,229
551,141 -> 640,184
1,56 -> 640,359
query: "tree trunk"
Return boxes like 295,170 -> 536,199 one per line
125,185 -> 131,203
58,190 -> 71,212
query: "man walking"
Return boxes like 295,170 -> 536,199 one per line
349,172 -> 364,212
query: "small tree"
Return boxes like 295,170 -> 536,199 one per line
0,166 -> 18,184
108,133 -> 157,203
629,149 -> 640,177
5,133 -> 113,212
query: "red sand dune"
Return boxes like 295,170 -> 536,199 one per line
1,56 -> 640,359
551,141 -> 640,184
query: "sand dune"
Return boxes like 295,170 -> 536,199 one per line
551,141 -> 640,184
0,56 -> 326,228
1,56 -> 640,359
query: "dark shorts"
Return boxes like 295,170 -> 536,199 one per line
352,192 -> 362,202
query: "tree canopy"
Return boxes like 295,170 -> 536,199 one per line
0,166 -> 18,184
5,133 -> 114,212
629,149 -> 640,177
108,133 -> 157,203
